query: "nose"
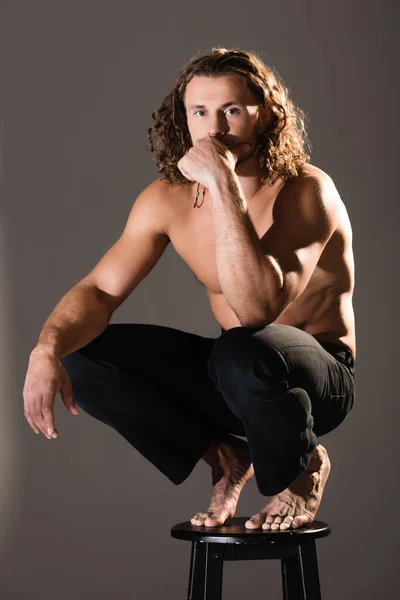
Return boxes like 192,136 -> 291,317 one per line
208,133 -> 227,145
208,114 -> 229,138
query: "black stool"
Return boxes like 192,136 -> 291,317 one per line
171,517 -> 331,599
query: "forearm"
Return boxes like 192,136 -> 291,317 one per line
208,172 -> 283,326
33,283 -> 113,359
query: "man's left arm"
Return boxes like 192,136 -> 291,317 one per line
208,171 -> 340,327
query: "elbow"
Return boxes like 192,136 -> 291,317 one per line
239,312 -> 277,329
239,318 -> 275,329
238,298 -> 286,329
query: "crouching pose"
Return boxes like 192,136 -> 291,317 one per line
23,47 -> 356,531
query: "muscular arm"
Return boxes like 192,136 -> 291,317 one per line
208,172 -> 283,327
208,171 -> 339,327
33,179 -> 171,359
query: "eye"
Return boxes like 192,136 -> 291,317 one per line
193,108 -> 240,117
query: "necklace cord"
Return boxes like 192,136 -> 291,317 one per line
194,182 -> 206,208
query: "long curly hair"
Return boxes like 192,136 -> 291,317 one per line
146,47 -> 311,187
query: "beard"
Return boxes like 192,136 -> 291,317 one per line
235,142 -> 257,168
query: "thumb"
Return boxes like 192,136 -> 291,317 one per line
60,373 -> 79,415
229,142 -> 251,161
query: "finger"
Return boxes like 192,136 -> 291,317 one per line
31,390 -> 55,438
60,376 -> 79,415
230,142 -> 251,156
24,412 -> 41,434
28,407 -> 56,439
229,143 -> 252,165
30,403 -> 51,438
181,168 -> 195,181
42,401 -> 58,438
23,394 -> 41,434
177,158 -> 192,181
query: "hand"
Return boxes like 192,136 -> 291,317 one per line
23,346 -> 79,439
177,136 -> 252,189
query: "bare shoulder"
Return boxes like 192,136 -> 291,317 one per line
288,164 -> 354,248
298,163 -> 351,222
277,163 -> 342,220
78,177 -> 178,313
132,177 -> 180,237
298,163 -> 344,210
289,162 -> 338,193
147,177 -> 193,233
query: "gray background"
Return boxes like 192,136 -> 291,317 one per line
2,1 -> 399,598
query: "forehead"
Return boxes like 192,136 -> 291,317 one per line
184,74 -> 254,105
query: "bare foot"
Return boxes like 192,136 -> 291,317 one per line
245,444 -> 331,531
191,433 -> 254,527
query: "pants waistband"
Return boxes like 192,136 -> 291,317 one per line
220,327 -> 355,369
318,341 -> 355,369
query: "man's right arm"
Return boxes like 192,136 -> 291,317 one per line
24,178 -> 172,439
32,178 -> 172,360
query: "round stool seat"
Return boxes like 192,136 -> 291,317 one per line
171,516 -> 331,544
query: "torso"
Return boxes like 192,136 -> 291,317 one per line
162,163 -> 356,358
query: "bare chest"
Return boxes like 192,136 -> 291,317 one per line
163,173 -> 355,356
168,186 -> 280,293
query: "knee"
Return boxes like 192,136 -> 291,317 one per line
62,351 -> 88,382
63,352 -> 118,420
61,351 -> 99,409
207,327 -> 251,381
210,326 -> 257,362
207,326 -> 287,388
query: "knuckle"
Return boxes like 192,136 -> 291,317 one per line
43,383 -> 56,394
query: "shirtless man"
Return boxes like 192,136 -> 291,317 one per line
23,48 -> 356,532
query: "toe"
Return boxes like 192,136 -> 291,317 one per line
204,508 -> 231,527
190,512 -> 209,526
279,516 -> 294,530
262,515 -> 275,530
292,515 -> 312,529
270,516 -> 283,531
245,513 -> 265,529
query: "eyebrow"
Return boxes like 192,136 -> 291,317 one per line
187,101 -> 243,110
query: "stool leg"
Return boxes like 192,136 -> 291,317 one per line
298,539 -> 322,600
281,554 -> 304,600
187,541 -> 224,600
281,540 -> 322,600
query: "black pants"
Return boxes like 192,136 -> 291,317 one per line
61,323 -> 355,496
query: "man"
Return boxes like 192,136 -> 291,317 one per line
23,48 -> 356,531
